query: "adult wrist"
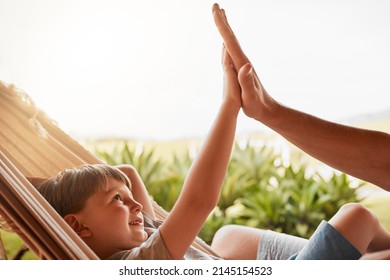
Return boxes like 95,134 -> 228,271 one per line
254,97 -> 281,127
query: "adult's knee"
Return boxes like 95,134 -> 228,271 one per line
211,225 -> 241,259
338,203 -> 379,228
211,225 -> 264,259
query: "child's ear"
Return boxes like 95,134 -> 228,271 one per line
63,214 -> 92,238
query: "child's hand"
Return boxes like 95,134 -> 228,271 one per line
222,44 -> 241,112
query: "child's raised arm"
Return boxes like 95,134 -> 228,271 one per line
158,46 -> 242,259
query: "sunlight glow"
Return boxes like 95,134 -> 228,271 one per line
1,0 -> 389,140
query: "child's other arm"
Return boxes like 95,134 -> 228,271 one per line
159,46 -> 241,259
116,164 -> 156,219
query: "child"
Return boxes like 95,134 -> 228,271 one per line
37,164 -> 220,259
37,43 -> 242,260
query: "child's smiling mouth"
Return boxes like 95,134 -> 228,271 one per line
129,218 -> 143,226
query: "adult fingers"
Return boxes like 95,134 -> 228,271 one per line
212,3 -> 250,70
238,63 -> 258,97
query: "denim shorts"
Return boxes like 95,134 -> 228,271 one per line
288,220 -> 362,260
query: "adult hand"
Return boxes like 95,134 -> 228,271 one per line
212,3 -> 277,123
212,4 -> 249,70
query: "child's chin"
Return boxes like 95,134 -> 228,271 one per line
142,231 -> 148,241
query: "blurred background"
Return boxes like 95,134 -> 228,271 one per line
1,0 -> 389,140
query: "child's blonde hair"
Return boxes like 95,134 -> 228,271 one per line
37,164 -> 130,217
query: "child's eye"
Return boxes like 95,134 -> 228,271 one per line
113,194 -> 123,202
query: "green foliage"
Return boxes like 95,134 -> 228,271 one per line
94,140 -> 362,245
148,154 -> 192,211
98,143 -> 164,192
235,162 -> 362,239
218,144 -> 277,212
96,142 -> 190,211
0,230 -> 36,260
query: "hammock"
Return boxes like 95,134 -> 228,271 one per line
0,81 -> 218,259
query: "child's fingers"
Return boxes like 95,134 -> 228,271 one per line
221,44 -> 226,66
222,44 -> 236,75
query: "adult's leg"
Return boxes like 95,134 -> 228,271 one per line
329,203 -> 390,254
211,225 -> 263,259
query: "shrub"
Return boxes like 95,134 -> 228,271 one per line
94,140 -> 362,244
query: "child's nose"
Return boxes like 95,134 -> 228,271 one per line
128,198 -> 143,213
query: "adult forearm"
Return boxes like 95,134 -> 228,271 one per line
264,103 -> 390,190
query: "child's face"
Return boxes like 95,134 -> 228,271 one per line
76,177 -> 148,257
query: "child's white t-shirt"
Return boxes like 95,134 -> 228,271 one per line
107,212 -> 221,260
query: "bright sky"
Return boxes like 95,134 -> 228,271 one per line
1,0 -> 389,140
